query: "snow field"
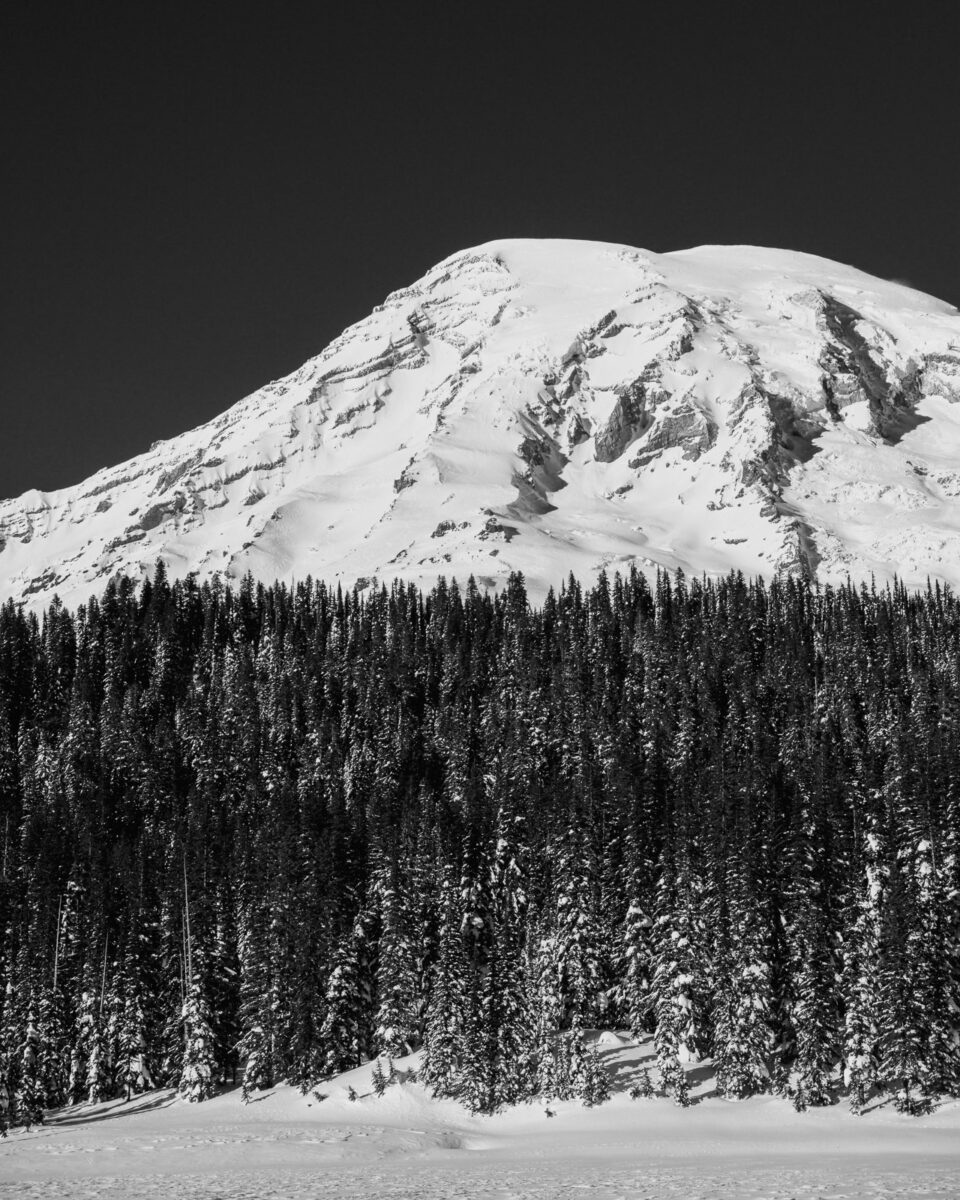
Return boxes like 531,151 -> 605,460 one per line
3,1035 -> 959,1199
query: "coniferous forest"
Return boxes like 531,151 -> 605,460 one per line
1,564 -> 959,1132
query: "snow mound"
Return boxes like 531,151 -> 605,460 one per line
593,1029 -> 633,1046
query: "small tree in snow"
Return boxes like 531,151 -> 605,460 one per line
371,1057 -> 388,1097
580,1042 -> 611,1107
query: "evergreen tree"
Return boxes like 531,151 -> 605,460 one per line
622,892 -> 653,1041
533,935 -> 568,1100
17,1006 -> 45,1126
712,875 -> 773,1101
372,859 -> 419,1058
581,1044 -> 610,1106
842,825 -> 883,1113
236,891 -> 279,1102
421,869 -> 469,1099
116,963 -> 154,1100
317,917 -> 374,1079
178,971 -> 217,1103
0,981 -> 18,1133
650,858 -> 706,1104
790,912 -> 839,1109
629,1067 -> 655,1099
782,799 -> 841,1110
81,985 -> 111,1105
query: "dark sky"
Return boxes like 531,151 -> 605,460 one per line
3,4 -> 958,499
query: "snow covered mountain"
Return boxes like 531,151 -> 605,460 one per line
3,238 -> 960,610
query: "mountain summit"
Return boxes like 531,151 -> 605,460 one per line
3,238 -> 960,609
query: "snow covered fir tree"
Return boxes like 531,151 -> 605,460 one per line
0,563 -> 959,1129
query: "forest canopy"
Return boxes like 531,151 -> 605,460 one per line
0,565 -> 958,1128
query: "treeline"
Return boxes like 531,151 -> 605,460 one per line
0,564 -> 958,1129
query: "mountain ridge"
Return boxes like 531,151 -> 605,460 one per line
3,238 -> 960,609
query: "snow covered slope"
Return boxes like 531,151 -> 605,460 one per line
4,1037 -> 960,1198
3,239 -> 960,610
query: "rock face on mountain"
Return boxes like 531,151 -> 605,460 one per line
2,239 -> 960,609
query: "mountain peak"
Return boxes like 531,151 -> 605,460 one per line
3,240 -> 960,609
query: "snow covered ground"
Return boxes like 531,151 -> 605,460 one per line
3,1036 -> 959,1198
